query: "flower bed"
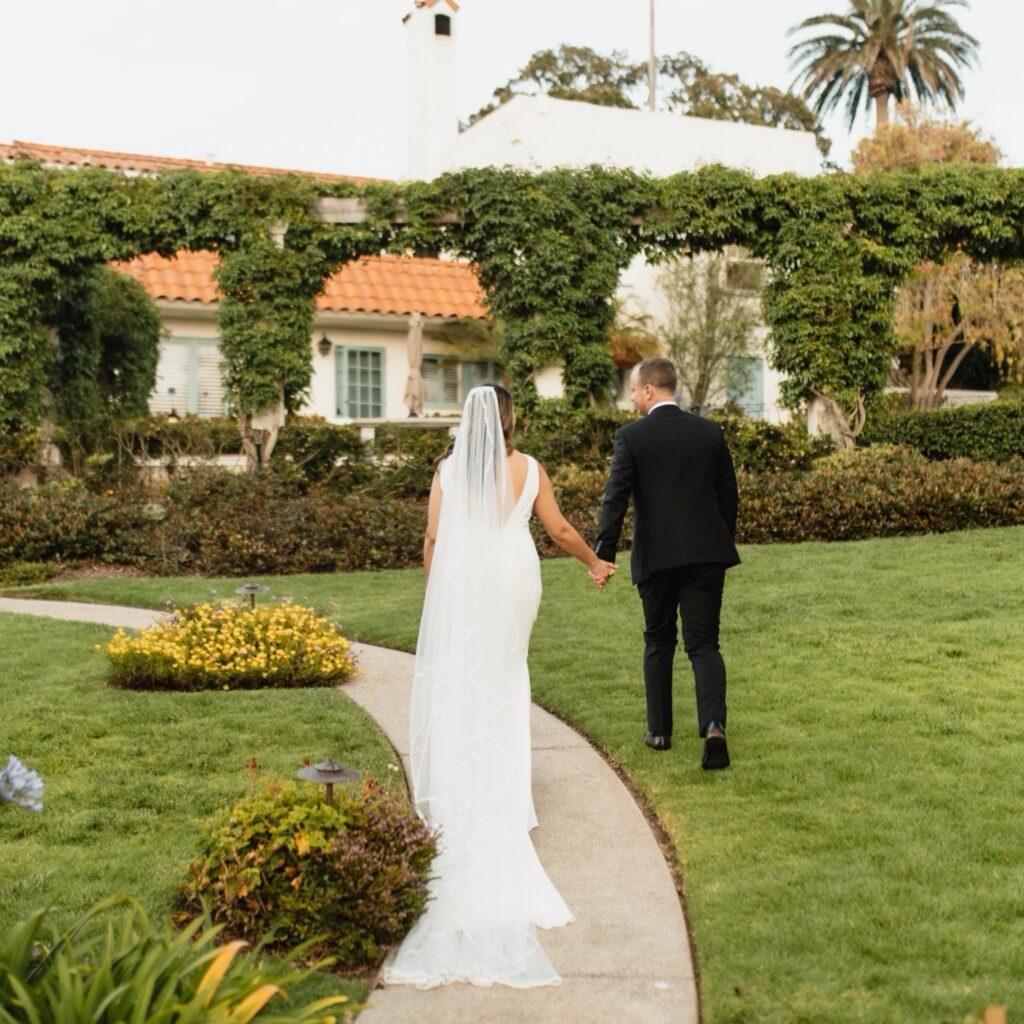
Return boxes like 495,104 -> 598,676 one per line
181,780 -> 438,968
104,601 -> 357,690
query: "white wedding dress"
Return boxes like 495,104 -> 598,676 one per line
382,388 -> 573,989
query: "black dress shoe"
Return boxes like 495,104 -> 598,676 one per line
644,732 -> 671,751
701,722 -> 730,770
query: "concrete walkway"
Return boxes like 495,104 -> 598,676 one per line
0,597 -> 699,1024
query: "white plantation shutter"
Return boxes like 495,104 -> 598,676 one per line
195,344 -> 226,416
150,340 -> 190,415
149,338 -> 226,417
422,358 -> 459,407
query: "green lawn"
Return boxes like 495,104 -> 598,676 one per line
0,613 -> 404,1010
4,525 -> 1024,1022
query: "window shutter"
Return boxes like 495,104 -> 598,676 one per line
150,341 -> 190,415
195,344 -> 226,416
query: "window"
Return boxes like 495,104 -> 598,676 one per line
462,359 -> 502,394
150,337 -> 226,417
336,346 -> 384,418
434,13 -> 451,35
726,356 -> 765,418
723,246 -> 765,292
422,357 -> 461,408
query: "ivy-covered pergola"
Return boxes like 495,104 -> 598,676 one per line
3,157 -> 1024,460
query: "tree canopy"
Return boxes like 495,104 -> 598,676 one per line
469,45 -> 829,154
788,0 -> 979,130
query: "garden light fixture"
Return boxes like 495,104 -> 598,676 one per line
234,582 -> 269,609
318,335 -> 332,357
297,758 -> 361,805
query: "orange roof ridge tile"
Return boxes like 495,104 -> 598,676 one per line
114,251 -> 488,321
1,139 -> 379,184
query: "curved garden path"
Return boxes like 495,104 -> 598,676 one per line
0,597 -> 698,1024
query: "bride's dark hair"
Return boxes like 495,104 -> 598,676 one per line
435,384 -> 515,469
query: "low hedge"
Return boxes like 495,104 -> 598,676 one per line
182,780 -> 437,968
4,449 -> 1022,576
0,479 -> 151,566
861,400 -> 1024,462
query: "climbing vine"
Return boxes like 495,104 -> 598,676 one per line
5,156 -> 1024,462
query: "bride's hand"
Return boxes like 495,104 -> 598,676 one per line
589,559 -> 616,589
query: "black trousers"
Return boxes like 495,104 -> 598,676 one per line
636,563 -> 727,738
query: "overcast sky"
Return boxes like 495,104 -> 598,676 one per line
1,0 -> 1016,179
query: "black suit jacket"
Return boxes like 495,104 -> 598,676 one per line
594,405 -> 740,584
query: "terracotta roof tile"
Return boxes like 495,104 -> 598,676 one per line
114,251 -> 488,321
0,139 -> 375,183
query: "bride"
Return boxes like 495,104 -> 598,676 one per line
382,385 -> 616,989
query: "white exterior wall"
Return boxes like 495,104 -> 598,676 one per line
153,304 -> 467,422
448,94 -> 821,179
404,1 -> 459,182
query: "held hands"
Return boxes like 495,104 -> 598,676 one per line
588,559 -> 617,590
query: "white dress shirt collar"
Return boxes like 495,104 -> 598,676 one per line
647,399 -> 679,415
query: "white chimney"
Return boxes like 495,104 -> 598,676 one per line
404,0 -> 460,181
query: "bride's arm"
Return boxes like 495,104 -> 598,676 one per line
423,471 -> 442,583
533,462 -> 615,585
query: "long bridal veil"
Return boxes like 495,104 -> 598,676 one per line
383,386 -> 573,989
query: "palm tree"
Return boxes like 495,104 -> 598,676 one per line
788,0 -> 979,131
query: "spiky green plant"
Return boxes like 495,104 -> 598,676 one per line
788,0 -> 979,129
0,897 -> 354,1024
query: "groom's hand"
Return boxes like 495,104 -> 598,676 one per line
589,559 -> 616,590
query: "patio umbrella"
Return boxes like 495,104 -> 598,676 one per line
404,312 -> 424,417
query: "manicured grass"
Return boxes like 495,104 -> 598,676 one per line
6,525 -> 1024,1021
0,612 -> 404,1009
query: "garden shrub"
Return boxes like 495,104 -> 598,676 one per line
861,400 -> 1024,462
155,467 -> 425,575
0,897 -> 352,1023
182,780 -> 438,969
274,416 -> 369,487
0,479 -> 149,567
712,413 -> 835,473
516,400 -> 631,472
368,424 -> 453,497
104,600 -> 357,691
737,446 -> 1024,543
0,560 -> 61,587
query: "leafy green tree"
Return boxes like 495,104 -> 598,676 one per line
788,0 -> 979,130
472,46 -> 827,154
49,266 -> 162,423
656,255 -> 760,411
660,52 -> 831,157
469,46 -> 644,124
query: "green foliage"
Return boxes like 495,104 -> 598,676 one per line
788,0 -> 980,130
738,447 -> 1024,542
273,417 -> 368,487
516,399 -> 631,471
659,51 -> 831,156
712,413 -> 835,472
49,266 -> 162,423
861,400 -> 1024,461
0,560 -> 60,587
182,781 -> 438,968
9,155 -> 1024,468
0,897 -> 352,1023
0,479 -> 149,567
155,468 -> 425,576
369,424 -> 453,497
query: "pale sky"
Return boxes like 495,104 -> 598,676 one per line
1,1 -> 1017,179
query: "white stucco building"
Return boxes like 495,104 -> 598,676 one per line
404,0 -> 822,420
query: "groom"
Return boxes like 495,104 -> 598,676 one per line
592,357 -> 740,769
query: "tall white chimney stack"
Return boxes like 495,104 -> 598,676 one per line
404,0 -> 460,181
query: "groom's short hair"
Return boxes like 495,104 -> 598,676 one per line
635,357 -> 677,394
